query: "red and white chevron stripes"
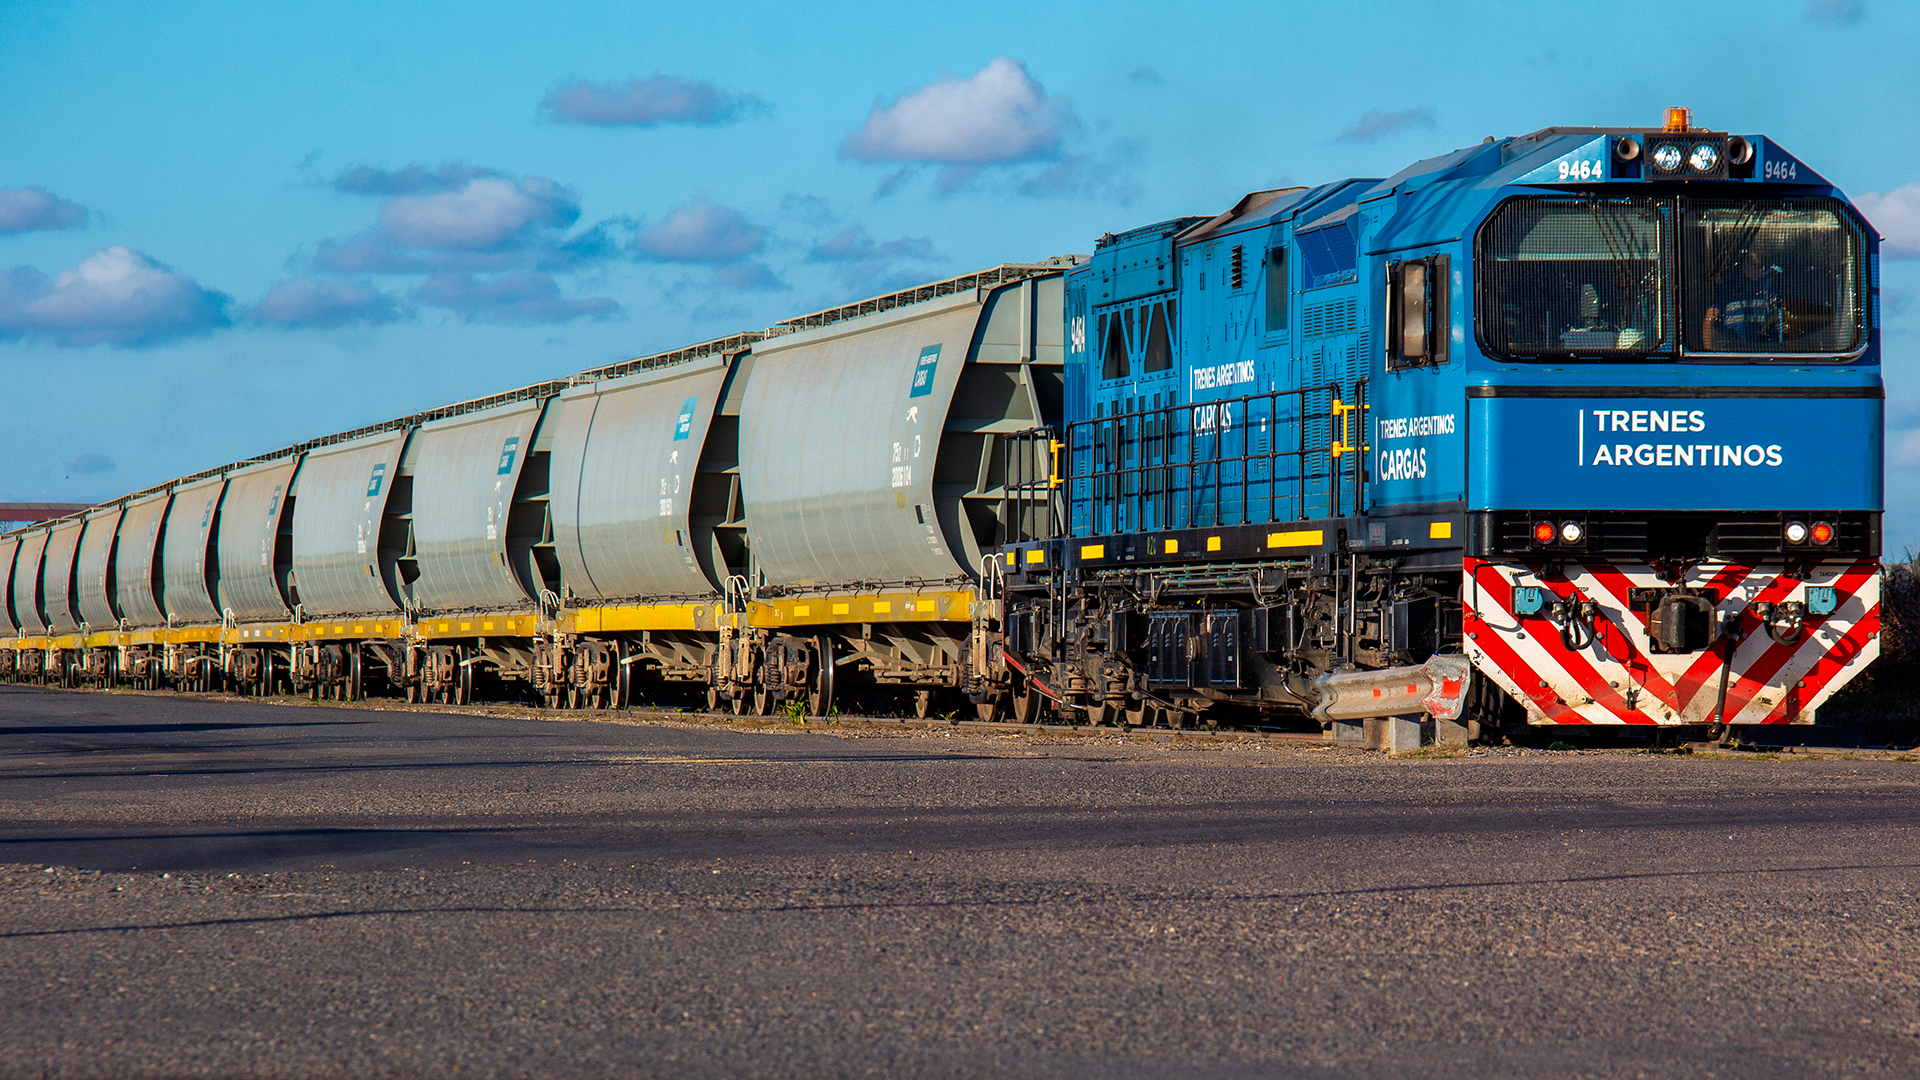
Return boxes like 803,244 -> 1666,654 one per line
1462,557 -> 1881,726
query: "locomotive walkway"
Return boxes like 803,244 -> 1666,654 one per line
2,685 -> 1918,1078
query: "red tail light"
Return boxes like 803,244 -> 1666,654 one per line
1532,520 -> 1557,545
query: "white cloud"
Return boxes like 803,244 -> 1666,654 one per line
252,278 -> 404,329
711,261 -> 785,291
1893,428 -> 1920,469
332,162 -> 500,196
632,198 -> 765,262
840,57 -> 1073,166
1856,182 -> 1920,259
541,76 -> 767,127
1808,0 -> 1863,23
807,226 -> 934,263
412,271 -> 622,324
1334,107 -> 1438,144
380,177 -> 579,251
0,246 -> 229,347
0,187 -> 89,233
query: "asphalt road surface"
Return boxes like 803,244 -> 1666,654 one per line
2,684 -> 1918,1079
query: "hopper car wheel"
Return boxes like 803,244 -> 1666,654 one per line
807,635 -> 835,718
567,685 -> 582,710
752,685 -> 773,716
348,647 -> 363,703
456,648 -> 474,706
975,696 -> 1005,722
729,690 -> 749,716
615,641 -> 631,709
406,682 -> 421,704
913,689 -> 935,719
1011,682 -> 1042,726
706,686 -> 721,713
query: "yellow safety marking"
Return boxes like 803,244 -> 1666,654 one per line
483,620 -> 495,631
794,604 -> 810,617
1164,539 -> 1178,554
353,624 -> 364,634
438,622 -> 450,631
1429,521 -> 1453,539
1207,536 -> 1222,551
459,621 -> 471,631
1025,548 -> 1045,564
1004,552 -> 1016,566
1267,530 -> 1324,548
831,603 -> 850,615
1081,544 -> 1105,560
872,601 -> 891,614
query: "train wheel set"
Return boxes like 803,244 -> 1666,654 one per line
1,113 -> 1891,740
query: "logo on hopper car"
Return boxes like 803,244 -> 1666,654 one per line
673,397 -> 698,441
366,462 -> 386,498
909,345 -> 941,398
1577,408 -> 1784,469
497,436 -> 520,475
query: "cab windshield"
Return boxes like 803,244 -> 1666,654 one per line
1683,200 -> 1864,353
1476,195 -> 1866,361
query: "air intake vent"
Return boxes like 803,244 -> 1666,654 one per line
1229,246 -> 1245,290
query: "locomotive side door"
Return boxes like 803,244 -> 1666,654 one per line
1372,248 -> 1466,520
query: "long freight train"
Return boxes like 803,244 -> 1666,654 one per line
1,113 -> 1885,740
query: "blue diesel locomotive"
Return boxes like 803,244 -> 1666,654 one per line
1,112 -> 1885,739
991,109 -> 1882,736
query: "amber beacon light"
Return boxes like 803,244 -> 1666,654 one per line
1665,106 -> 1692,132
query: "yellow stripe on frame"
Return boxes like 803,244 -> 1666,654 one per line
1080,544 -> 1104,560
1163,539 -> 1178,554
1429,521 -> 1453,539
1025,548 -> 1045,564
1207,536 -> 1222,552
1267,530 -> 1324,549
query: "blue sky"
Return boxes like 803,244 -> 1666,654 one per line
3,0 -> 1917,548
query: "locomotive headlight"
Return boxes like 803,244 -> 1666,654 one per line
1560,521 -> 1585,544
1532,520 -> 1557,545
1689,142 -> 1721,173
1810,520 -> 1835,546
1652,143 -> 1684,172
1784,520 -> 1809,545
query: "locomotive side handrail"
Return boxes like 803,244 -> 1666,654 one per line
1066,378 -> 1370,536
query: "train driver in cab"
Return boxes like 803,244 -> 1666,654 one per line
1701,237 -> 1784,349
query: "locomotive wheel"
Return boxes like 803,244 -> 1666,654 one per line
1086,699 -> 1121,726
1124,698 -> 1152,728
